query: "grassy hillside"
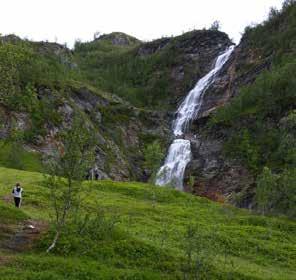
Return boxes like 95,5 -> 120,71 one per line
0,167 -> 295,279
0,35 -> 169,181
0,141 -> 42,173
74,30 -> 231,109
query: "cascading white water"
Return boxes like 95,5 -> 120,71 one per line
155,139 -> 191,190
173,45 -> 235,136
155,46 -> 234,189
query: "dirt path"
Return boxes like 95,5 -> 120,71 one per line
1,195 -> 48,253
0,219 -> 47,266
0,220 -> 48,268
3,219 -> 48,253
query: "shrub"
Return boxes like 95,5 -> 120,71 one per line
256,167 -> 296,217
143,140 -> 164,181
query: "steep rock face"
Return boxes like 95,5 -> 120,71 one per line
0,82 -> 171,181
198,37 -> 272,118
0,106 -> 30,139
184,132 -> 255,207
184,34 -> 273,206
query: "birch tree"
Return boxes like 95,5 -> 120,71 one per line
45,115 -> 96,253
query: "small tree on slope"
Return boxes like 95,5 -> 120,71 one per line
45,115 -> 96,253
143,140 -> 164,182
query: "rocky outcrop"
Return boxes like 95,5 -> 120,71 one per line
137,37 -> 171,56
96,32 -> 141,46
197,36 -> 272,118
0,106 -> 31,139
184,133 -> 254,206
170,30 -> 233,107
0,81 -> 171,181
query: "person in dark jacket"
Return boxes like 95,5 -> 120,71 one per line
12,183 -> 23,208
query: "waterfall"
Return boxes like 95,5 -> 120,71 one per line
155,46 -> 234,189
155,139 -> 191,190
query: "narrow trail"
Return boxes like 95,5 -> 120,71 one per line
0,197 -> 48,260
3,219 -> 48,253
0,220 -> 46,266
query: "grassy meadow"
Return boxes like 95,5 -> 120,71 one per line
0,167 -> 295,279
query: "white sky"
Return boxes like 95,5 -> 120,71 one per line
1,0 -> 284,47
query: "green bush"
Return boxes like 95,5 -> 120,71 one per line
143,140 -> 164,181
256,167 -> 296,217
0,141 -> 42,172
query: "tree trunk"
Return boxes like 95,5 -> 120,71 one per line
46,230 -> 60,253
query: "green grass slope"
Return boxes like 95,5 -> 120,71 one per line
0,167 -> 295,279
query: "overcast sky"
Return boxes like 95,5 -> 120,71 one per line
1,0 -> 284,47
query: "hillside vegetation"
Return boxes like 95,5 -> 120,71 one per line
0,34 -> 171,181
209,1 -> 296,217
74,30 -> 231,109
0,167 -> 295,279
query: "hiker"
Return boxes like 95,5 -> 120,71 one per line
12,183 -> 23,208
94,167 -> 99,180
